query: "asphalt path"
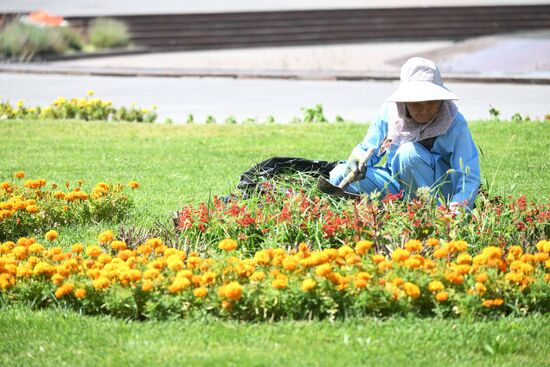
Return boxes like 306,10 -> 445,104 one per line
1,73 -> 549,123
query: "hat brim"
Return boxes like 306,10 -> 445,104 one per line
386,81 -> 459,102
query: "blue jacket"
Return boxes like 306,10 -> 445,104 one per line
355,103 -> 481,207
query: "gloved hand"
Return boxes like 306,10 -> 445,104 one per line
345,146 -> 368,179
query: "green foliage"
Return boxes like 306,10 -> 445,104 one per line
301,104 -> 329,123
0,20 -> 83,61
488,105 -> 501,121
88,18 -> 130,49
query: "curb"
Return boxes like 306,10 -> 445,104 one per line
1,64 -> 549,85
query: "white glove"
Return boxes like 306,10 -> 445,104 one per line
346,147 -> 367,179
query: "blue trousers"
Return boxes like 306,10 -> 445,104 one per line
329,142 -> 453,200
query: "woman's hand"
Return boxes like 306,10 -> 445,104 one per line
346,147 -> 367,179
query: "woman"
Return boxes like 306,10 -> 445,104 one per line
329,57 -> 480,210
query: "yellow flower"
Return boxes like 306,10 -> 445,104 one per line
71,243 -> 84,254
128,181 -> 139,189
315,263 -> 332,277
301,278 -> 316,292
74,288 -> 87,299
403,282 -> 420,298
193,287 -> 208,298
168,277 -> 190,293
93,277 -> 110,290
354,278 -> 368,289
404,240 -> 422,252
426,238 -> 440,247
87,90 -> 95,96
475,272 -> 488,283
272,278 -> 288,289
86,245 -> 103,257
282,256 -> 299,271
223,281 -> 243,301
98,230 -> 114,244
249,271 -> 266,282
435,291 -> 449,302
111,240 -> 127,251
428,280 -> 444,293
355,240 -> 373,255
141,280 -> 154,292
26,205 -> 39,214
14,171 -> 25,179
391,248 -> 410,262
218,238 -> 238,251
55,283 -> 74,298
45,230 -> 59,241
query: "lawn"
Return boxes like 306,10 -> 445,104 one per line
0,119 -> 549,366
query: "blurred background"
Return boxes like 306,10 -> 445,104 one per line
1,0 -> 549,122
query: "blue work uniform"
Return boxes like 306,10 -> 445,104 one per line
329,103 -> 481,209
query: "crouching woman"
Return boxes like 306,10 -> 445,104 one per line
330,57 -> 480,210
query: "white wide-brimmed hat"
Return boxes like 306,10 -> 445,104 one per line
387,57 -> 459,102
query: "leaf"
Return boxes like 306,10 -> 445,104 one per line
483,343 -> 495,355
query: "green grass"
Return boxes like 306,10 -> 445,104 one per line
1,119 -> 549,366
1,306 -> 549,367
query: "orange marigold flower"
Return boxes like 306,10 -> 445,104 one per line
55,283 -> 74,298
355,240 -> 373,255
426,238 -> 440,247
218,238 -> 238,251
301,278 -> 316,292
535,240 -> 550,253
315,263 -> 332,277
428,280 -> 444,293
14,171 -> 25,179
534,252 -> 549,262
404,240 -> 422,252
97,230 -> 114,244
26,205 -> 39,214
435,291 -> 449,302
475,272 -> 488,283
44,230 -> 59,241
86,245 -> 103,257
282,256 -> 299,271
338,245 -> 354,258
249,271 -> 266,282
224,281 -> 243,301
71,243 -> 84,254
28,243 -> 45,254
433,247 -> 449,259
403,282 -> 420,298
371,254 -> 386,264
193,287 -> 208,298
391,248 -> 410,262
168,277 -> 191,293
93,277 -> 110,290
456,253 -> 472,265
110,240 -> 127,251
74,288 -> 87,299
474,282 -> 487,295
354,278 -> 368,289
254,250 -> 270,265
128,181 -> 140,189
272,278 -> 288,289
141,280 -> 154,292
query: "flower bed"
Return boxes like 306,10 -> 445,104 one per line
174,179 -> 549,254
1,230 -> 549,320
0,171 -> 137,240
0,92 -> 157,122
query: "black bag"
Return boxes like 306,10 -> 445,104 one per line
236,156 -> 337,197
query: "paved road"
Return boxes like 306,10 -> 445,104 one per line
1,73 -> 549,123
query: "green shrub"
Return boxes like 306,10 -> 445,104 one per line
88,18 -> 130,49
